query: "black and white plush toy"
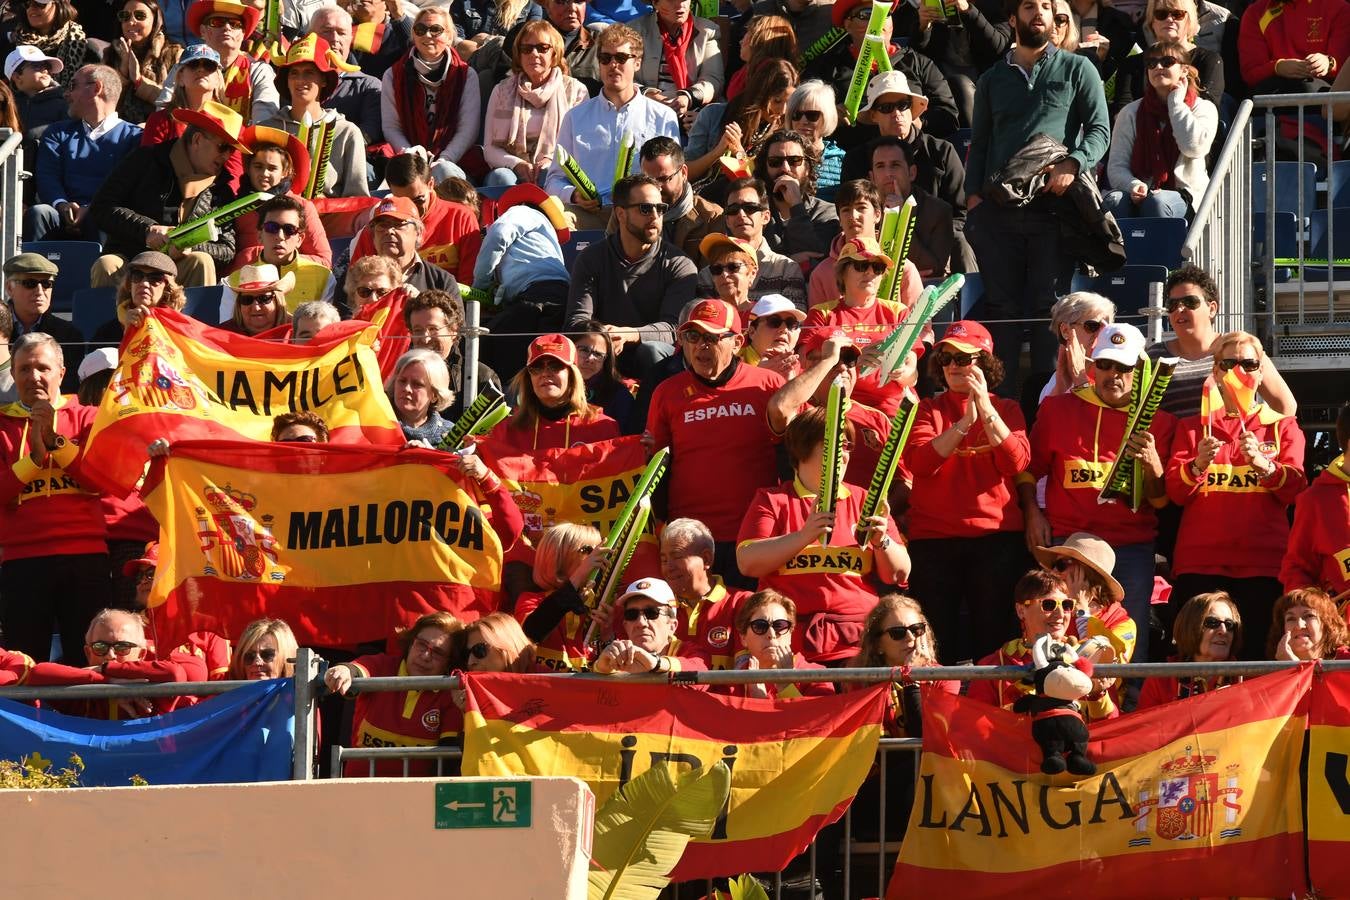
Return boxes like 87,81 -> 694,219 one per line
1012,635 -> 1097,777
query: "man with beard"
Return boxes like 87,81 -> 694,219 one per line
964,0 -> 1109,392
637,137 -> 721,265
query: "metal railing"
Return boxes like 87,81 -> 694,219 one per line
0,128 -> 24,262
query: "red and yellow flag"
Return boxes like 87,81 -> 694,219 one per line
82,310 -> 401,493
889,666 -> 1311,900
355,285 -> 413,378
1308,669 -> 1350,896
141,440 -> 504,650
462,674 -> 887,880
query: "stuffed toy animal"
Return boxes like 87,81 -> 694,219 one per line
1012,635 -> 1097,776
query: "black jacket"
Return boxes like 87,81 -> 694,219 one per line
897,0 -> 1013,74
90,140 -> 237,264
803,42 -> 961,140
840,128 -> 969,226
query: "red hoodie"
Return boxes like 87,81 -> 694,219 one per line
1238,0 -> 1350,87
1280,454 -> 1350,596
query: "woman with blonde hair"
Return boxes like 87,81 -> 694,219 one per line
489,333 -> 619,453
91,250 -> 185,346
514,522 -> 606,671
852,594 -> 957,736
725,15 -> 796,101
386,348 -> 455,444
463,612 -> 538,673
1040,291 -> 1116,402
1114,0 -> 1224,113
230,618 -> 298,680
344,254 -> 405,316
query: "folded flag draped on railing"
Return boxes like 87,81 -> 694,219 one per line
141,441 -> 504,650
0,679 -> 294,786
1308,668 -> 1350,896
462,673 -> 887,880
888,665 -> 1312,900
81,309 -> 401,494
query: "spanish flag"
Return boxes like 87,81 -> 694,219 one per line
1308,669 -> 1350,896
82,310 -> 402,494
463,674 -> 887,880
888,666 -> 1311,899
141,440 -> 504,651
355,285 -> 412,378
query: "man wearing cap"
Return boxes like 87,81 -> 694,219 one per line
739,294 -> 803,378
26,64 -> 143,243
660,518 -> 748,671
228,195 -> 336,309
869,137 -> 956,279
647,298 -> 785,582
637,136 -> 721,265
309,5 -> 385,149
800,0 -> 961,139
4,253 -> 82,393
8,47 -> 69,195
0,333 -> 112,665
592,578 -> 713,674
566,174 -> 697,379
155,0 -> 281,124
703,178 -> 807,310
364,195 -> 457,296
964,0 -> 1110,389
90,99 -> 245,289
1021,321 -> 1173,665
807,179 -> 923,310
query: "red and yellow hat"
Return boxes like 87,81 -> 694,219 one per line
527,333 -> 578,367
681,298 -> 741,335
186,0 -> 262,40
836,235 -> 892,269
937,319 -> 994,356
277,33 -> 359,73
171,99 -> 251,154
239,124 -> 310,194
499,183 -> 572,244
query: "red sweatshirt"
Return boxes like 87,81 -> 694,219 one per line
672,577 -> 747,671
1280,455 -> 1350,596
487,409 -> 620,453
1166,405 -> 1306,578
1029,387 -> 1176,545
904,391 -> 1030,539
350,195 -> 480,274
1238,0 -> 1350,87
0,398 -> 107,560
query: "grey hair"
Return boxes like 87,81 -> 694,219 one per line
787,80 -> 839,140
309,3 -> 352,30
12,332 -> 63,365
292,300 -> 340,330
84,64 -> 124,108
1048,291 -> 1116,336
85,608 -> 145,644
660,518 -> 715,561
385,347 -> 454,410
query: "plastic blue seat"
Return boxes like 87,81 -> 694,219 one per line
71,287 -> 118,343
1304,207 -> 1350,280
20,240 -> 103,315
1115,216 -> 1187,270
1329,161 -> 1350,210
1251,162 -> 1317,217
184,285 -> 224,326
562,228 -> 606,270
476,184 -> 511,201
1069,264 -> 1170,319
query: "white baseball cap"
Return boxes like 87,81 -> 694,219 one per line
1090,322 -> 1146,368
748,293 -> 806,323
616,578 -> 677,608
77,347 -> 118,382
5,45 -> 64,81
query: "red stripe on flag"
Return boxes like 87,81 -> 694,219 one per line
672,800 -> 855,882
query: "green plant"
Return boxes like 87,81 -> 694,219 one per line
0,752 -> 86,789
587,761 -> 732,900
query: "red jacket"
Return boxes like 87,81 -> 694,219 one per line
487,409 -> 620,454
1166,406 -> 1306,578
0,398 -> 106,560
904,391 -> 1030,539
1280,455 -> 1350,597
350,195 -> 480,275
1238,0 -> 1350,87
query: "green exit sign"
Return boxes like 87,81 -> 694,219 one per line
435,781 -> 532,829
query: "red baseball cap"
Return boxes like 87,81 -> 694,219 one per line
937,319 -> 994,356
122,541 -> 160,577
527,333 -> 577,367
681,298 -> 741,335
832,0 -> 898,29
371,195 -> 420,224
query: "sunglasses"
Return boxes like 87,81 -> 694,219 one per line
135,568 -> 155,583
846,7 -> 871,19
1051,558 -> 1076,573
1076,319 -> 1104,333
243,648 -> 278,664
1146,55 -> 1179,69
849,260 -> 888,276
870,100 -> 911,115
624,201 -> 668,216
936,350 -> 978,367
184,59 -> 219,71
1152,8 -> 1187,19
262,221 -> 301,238
1093,358 -> 1134,375
468,641 -> 491,659
756,314 -> 801,330
680,329 -> 732,346
791,109 -> 822,123
1202,616 -> 1237,632
238,293 -> 278,306
118,8 -> 151,20
882,623 -> 928,640
15,277 -> 53,289
87,640 -> 141,657
624,606 -> 669,621
1167,293 -> 1205,311
519,42 -> 552,54
1218,357 -> 1260,372
577,544 -> 595,555
278,434 -> 318,442
1053,13 -> 1070,25
1025,598 -> 1076,613
724,201 -> 766,217
767,155 -> 805,168
709,261 -> 748,276
412,22 -> 446,35
597,50 -> 636,66
203,14 -> 243,29
129,269 -> 167,285
747,618 -> 793,636
527,358 -> 567,374
354,285 -> 389,298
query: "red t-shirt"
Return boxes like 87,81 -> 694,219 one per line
647,362 -> 786,542
345,653 -> 462,777
672,577 -> 747,671
1280,457 -> 1350,596
799,298 -> 919,417
845,397 -> 911,493
488,410 -> 620,454
513,588 -> 591,672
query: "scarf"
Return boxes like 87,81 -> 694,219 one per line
221,53 -> 253,116
14,20 -> 86,86
391,47 -> 467,157
1130,80 -> 1197,190
169,139 -> 217,224
503,68 -> 567,166
660,16 -> 694,91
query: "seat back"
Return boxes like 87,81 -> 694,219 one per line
184,285 -> 224,326
20,240 -> 103,315
71,286 -> 119,343
1069,264 -> 1171,320
1115,216 -> 1187,269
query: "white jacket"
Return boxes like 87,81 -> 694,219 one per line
1107,89 -> 1218,207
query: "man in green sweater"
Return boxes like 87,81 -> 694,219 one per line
964,0 -> 1110,398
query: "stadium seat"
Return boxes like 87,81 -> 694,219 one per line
1069,264 -> 1170,319
20,240 -> 103,316
949,127 -> 972,164
1115,216 -> 1187,269
1303,208 -> 1350,281
1251,162 -> 1316,217
184,285 -> 224,326
476,184 -> 511,201
1329,161 -> 1350,210
562,228 -> 605,270
71,287 -> 118,343
328,236 -> 353,266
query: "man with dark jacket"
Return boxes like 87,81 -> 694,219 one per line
311,5 -> 384,147
3,253 -> 81,393
346,0 -> 413,78
752,131 -> 839,264
88,101 -> 244,289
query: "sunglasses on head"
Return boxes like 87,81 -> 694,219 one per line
1202,616 -> 1237,632
87,640 -> 141,657
118,8 -> 151,20
936,350 -> 977,368
238,293 -> 278,307
527,357 -> 567,374
724,201 -> 766,217
791,109 -> 823,123
1146,55 -> 1179,69
203,14 -> 243,29
15,277 -> 53,290
129,269 -> 167,285
871,100 -> 911,115
624,606 -> 668,621
243,648 -> 278,664
1152,7 -> 1187,19
1025,597 -> 1076,613
1167,293 -> 1205,312
709,261 -> 748,276
748,618 -> 792,636
468,641 -> 491,659
1219,357 -> 1260,372
882,622 -> 928,640
597,50 -> 637,66
624,201 -> 668,216
1094,358 -> 1135,375
412,22 -> 445,35
767,155 -> 805,168
261,221 -> 301,238
756,314 -> 801,330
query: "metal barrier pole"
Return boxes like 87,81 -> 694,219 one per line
292,647 -> 319,781
0,129 -> 22,261
462,296 -> 481,406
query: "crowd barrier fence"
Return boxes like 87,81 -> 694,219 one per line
0,128 -> 24,263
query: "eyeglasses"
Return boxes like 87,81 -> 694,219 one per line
262,221 -> 302,238
242,648 -> 278,664
1146,55 -> 1179,69
597,50 -> 637,66
1218,357 -> 1260,372
1025,598 -> 1076,613
724,202 -> 766,217
355,285 -> 391,298
1076,319 -> 1104,333
849,260 -> 888,276
468,641 -> 491,659
755,315 -> 801,330
412,22 -> 446,36
575,346 -> 606,361
767,155 -> 805,168
87,640 -> 142,657
118,9 -> 151,21
747,618 -> 793,636
135,568 -> 155,583
129,269 -> 168,285
680,329 -> 732,346
15,277 -> 53,290
624,606 -> 669,621
373,218 -> 417,231
709,261 -> 748,276
1053,13 -> 1070,25
1202,616 -> 1237,632
519,42 -> 552,55
870,100 -> 910,115
623,201 -> 668,216
1051,558 -> 1076,573
527,357 -> 567,374
1167,293 -> 1206,312
882,623 -> 928,640
936,350 -> 977,367
238,293 -> 278,306
410,326 -> 451,339
203,15 -> 244,29
278,434 -> 318,442
412,636 -> 449,659
1152,8 -> 1187,19
1093,358 -> 1134,375
846,7 -> 871,20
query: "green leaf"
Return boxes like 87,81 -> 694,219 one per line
728,874 -> 771,900
587,761 -> 732,900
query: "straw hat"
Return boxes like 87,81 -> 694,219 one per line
1033,532 -> 1126,603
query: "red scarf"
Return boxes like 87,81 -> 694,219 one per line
1129,81 -> 1197,190
389,48 -> 468,157
661,17 -> 694,91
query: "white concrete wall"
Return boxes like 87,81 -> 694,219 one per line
3,776 -> 593,898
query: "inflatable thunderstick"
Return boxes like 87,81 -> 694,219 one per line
876,197 -> 916,303
166,192 -> 274,250
798,26 -> 846,67
300,110 -> 338,199
557,147 -> 599,203
854,393 -> 918,546
436,384 -> 508,452
864,273 -> 964,386
1098,357 -> 1177,510
614,132 -> 636,189
817,376 -> 847,543
843,0 -> 893,123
